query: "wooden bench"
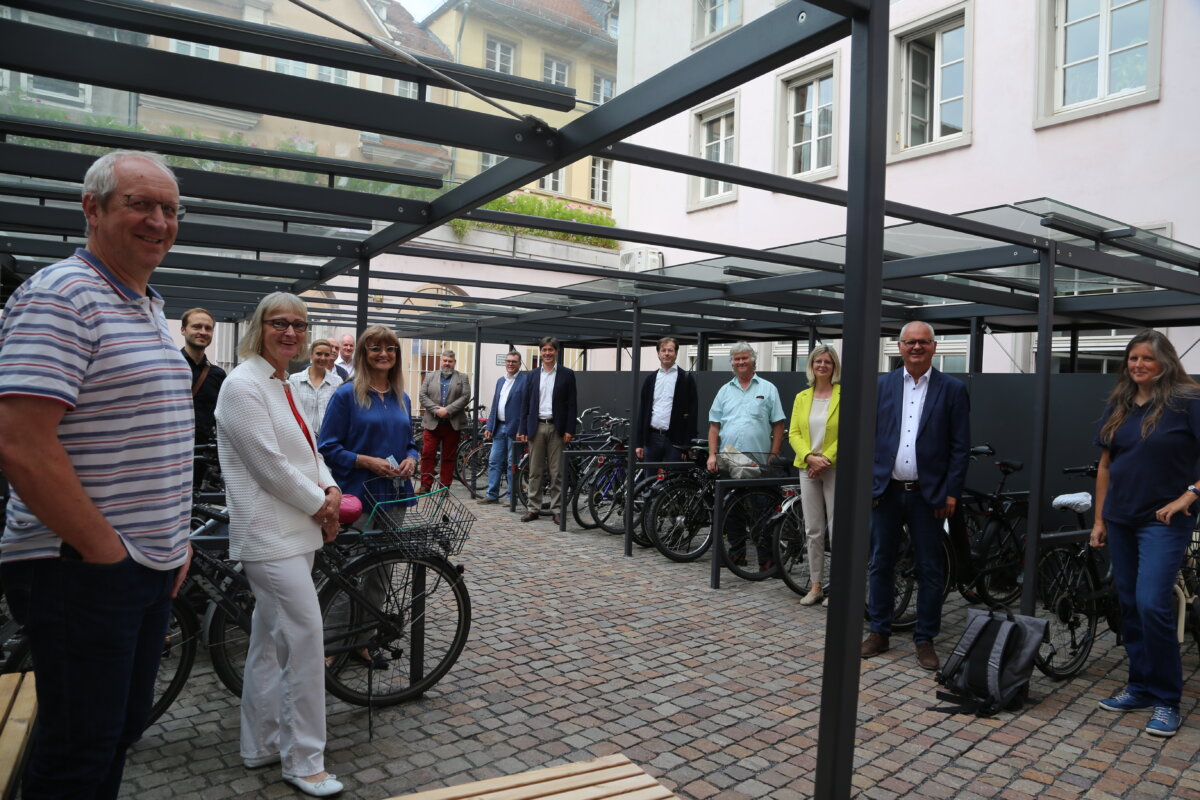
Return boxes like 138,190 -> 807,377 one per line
0,672 -> 35,800
387,754 -> 679,800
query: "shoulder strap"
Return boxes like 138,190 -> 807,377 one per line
191,363 -> 211,396
986,620 -> 1017,706
938,612 -> 992,684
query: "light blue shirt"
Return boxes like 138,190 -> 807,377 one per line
708,374 -> 786,455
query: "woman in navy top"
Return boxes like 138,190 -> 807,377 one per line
1092,330 -> 1200,738
318,326 -> 420,508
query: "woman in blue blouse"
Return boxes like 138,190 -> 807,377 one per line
1092,330 -> 1200,738
318,326 -> 420,507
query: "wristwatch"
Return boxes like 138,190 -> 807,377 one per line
1187,485 -> 1200,499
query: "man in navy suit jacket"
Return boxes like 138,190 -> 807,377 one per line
478,351 -> 525,503
516,336 -> 577,523
862,321 -> 970,672
633,336 -> 698,463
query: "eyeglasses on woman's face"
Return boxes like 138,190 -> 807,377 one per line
367,345 -> 399,354
265,318 -> 308,332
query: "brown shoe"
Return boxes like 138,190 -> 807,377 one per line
916,641 -> 939,671
861,632 -> 889,658
520,511 -> 539,522
476,497 -> 499,505
552,512 -> 562,525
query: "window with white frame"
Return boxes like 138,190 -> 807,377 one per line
274,57 -> 308,78
543,55 -> 569,87
479,152 -> 505,172
785,70 -> 835,178
693,102 -> 736,203
317,66 -> 349,86
169,39 -> 218,59
1035,0 -> 1160,127
695,0 -> 741,42
592,71 -> 615,104
393,79 -> 420,100
607,10 -> 619,38
590,158 -> 611,204
486,37 -> 515,75
538,169 -> 564,194
22,74 -> 90,108
895,14 -> 967,152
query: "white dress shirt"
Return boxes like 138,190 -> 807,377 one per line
538,365 -> 557,419
892,369 -> 930,481
649,365 -> 679,431
497,374 -> 516,423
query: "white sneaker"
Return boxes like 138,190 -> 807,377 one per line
799,586 -> 823,606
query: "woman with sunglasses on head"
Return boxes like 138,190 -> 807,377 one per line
1091,329 -> 1200,739
288,338 -> 342,436
214,293 -> 344,796
318,326 -> 419,511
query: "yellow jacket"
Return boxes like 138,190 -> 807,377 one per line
788,383 -> 841,469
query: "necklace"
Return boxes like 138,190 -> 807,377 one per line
369,383 -> 389,394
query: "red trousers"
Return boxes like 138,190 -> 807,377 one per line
420,423 -> 460,490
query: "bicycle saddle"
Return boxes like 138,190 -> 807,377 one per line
1052,491 -> 1092,513
997,459 -> 1023,475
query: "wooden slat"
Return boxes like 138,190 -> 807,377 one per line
387,755 -> 678,800
0,673 -> 36,800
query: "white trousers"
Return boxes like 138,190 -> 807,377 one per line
798,468 -> 836,587
241,552 -> 326,776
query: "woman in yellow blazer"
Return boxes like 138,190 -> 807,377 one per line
788,344 -> 841,606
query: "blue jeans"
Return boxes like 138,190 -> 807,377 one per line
643,430 -> 683,464
485,421 -> 515,500
2,551 -> 176,800
867,484 -> 946,643
1106,518 -> 1191,708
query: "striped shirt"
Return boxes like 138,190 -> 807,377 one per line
0,249 -> 193,568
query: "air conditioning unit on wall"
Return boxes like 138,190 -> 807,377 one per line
619,247 -> 664,272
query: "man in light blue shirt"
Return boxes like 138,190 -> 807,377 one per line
707,342 -> 785,469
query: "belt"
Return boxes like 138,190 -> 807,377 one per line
539,418 -> 554,423
651,427 -> 670,434
889,479 -> 920,491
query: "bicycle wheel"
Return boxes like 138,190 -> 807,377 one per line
461,441 -> 492,499
320,551 -> 471,706
1032,546 -> 1098,680
647,478 -> 712,562
144,597 -> 199,731
588,463 -> 629,535
205,598 -> 252,698
571,462 -> 602,529
975,519 -> 1023,607
773,504 -> 814,597
722,489 -> 782,581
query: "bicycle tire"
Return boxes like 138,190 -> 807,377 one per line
205,577 -> 256,698
145,597 -> 200,731
721,489 -> 782,581
887,527 -> 951,631
461,441 -> 492,499
571,462 -> 602,529
647,477 -> 712,562
773,504 -> 815,597
320,551 -> 471,706
588,462 -> 628,535
974,519 -> 1023,607
1032,546 -> 1098,680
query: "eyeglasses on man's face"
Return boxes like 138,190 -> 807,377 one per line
265,318 -> 308,332
900,338 -> 933,347
121,193 -> 186,220
367,345 -> 399,354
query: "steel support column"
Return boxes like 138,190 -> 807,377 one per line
815,4 -> 889,799
355,257 -> 370,336
1021,243 -> 1057,616
624,305 -> 643,558
616,335 -> 623,371
790,339 -> 799,371
1068,328 -> 1080,373
969,317 -> 985,373
473,325 -> 483,419
696,333 -> 708,371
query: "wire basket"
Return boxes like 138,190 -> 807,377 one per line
361,477 -> 474,558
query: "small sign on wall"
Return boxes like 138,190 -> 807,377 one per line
495,353 -> 507,366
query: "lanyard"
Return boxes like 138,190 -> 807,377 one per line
282,383 -> 315,453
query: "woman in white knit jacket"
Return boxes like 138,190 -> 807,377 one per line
215,292 -> 344,798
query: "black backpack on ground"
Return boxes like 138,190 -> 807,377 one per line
933,606 -> 1048,717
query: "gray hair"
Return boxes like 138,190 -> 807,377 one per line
728,341 -> 757,363
898,320 -> 936,341
440,349 -> 456,359
82,151 -> 177,235
238,292 -> 308,360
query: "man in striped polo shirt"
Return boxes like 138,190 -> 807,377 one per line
0,150 -> 193,799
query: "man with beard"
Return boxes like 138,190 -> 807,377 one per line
419,349 -> 471,492
180,307 -> 226,446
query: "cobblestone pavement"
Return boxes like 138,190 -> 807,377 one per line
121,490 -> 1200,799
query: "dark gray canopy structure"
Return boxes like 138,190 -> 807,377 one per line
2,2 -> 1199,798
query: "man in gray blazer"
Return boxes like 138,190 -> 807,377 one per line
419,349 -> 471,492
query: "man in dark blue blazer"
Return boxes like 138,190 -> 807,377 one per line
634,336 -> 698,463
478,351 -> 525,503
516,336 -> 578,523
862,321 -> 970,671
477,352 -> 525,503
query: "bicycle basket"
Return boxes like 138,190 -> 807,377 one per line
361,477 -> 474,557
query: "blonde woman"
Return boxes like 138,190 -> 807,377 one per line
288,338 -> 342,436
215,292 -> 343,796
787,345 -> 841,606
